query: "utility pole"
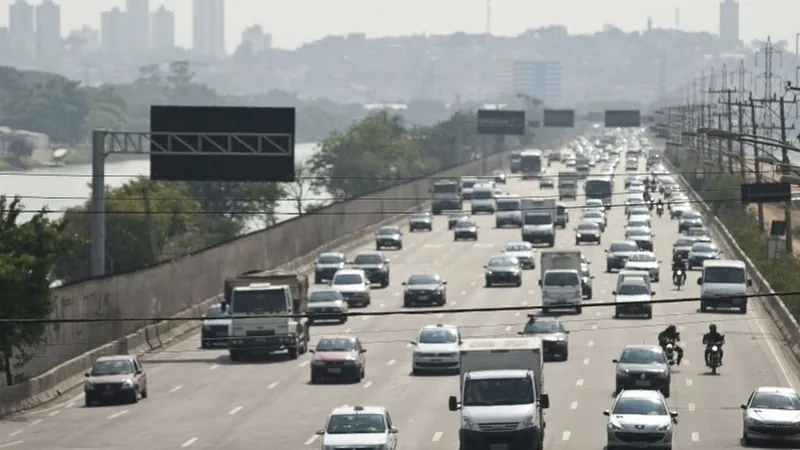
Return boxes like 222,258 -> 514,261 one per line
709,64 -> 737,172
749,95 -> 766,232
780,96 -> 794,254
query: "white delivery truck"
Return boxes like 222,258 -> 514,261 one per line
539,251 -> 584,314
558,171 -> 578,200
521,199 -> 557,247
449,337 -> 549,450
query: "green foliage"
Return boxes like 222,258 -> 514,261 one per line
0,196 -> 80,385
665,148 -> 800,319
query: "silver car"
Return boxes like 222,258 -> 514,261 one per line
604,389 -> 677,449
742,386 -> 800,446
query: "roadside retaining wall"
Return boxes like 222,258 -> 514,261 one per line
0,131 -> 577,416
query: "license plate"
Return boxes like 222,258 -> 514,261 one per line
635,380 -> 650,387
327,368 -> 342,374
255,338 -> 266,343
102,391 -> 115,396
417,296 -> 428,300
490,445 -> 509,450
430,359 -> 442,362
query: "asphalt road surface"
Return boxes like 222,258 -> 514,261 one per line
2,144 -> 800,450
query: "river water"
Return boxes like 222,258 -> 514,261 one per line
2,142 -> 324,223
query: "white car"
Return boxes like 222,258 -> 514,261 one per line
410,324 -> 461,374
742,386 -> 800,446
613,279 -> 654,319
669,203 -> 690,218
624,252 -> 661,282
584,199 -> 605,210
330,269 -> 372,307
316,405 -> 399,449
503,242 -> 536,269
605,390 -> 677,449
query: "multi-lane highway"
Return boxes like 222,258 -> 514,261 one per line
2,142 -> 800,450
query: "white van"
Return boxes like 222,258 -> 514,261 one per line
615,269 -> 652,292
698,260 -> 751,314
470,183 -> 496,214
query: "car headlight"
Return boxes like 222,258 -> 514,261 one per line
617,369 -> 629,377
659,371 -> 669,378
658,423 -> 671,431
518,415 -> 535,429
84,380 -> 94,388
462,416 -> 480,431
608,420 -> 623,430
122,379 -> 135,388
576,233 -> 582,238
747,417 -> 764,425
485,270 -> 493,275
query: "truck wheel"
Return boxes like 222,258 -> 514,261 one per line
229,351 -> 241,362
288,346 -> 299,360
575,306 -> 582,314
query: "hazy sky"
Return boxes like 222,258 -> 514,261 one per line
1,0 -> 799,51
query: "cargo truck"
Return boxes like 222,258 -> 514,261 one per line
223,270 -> 311,361
431,180 -> 462,214
449,337 -> 549,450
575,157 -> 591,179
521,199 -> 556,246
539,251 -> 585,314
584,177 -> 613,210
558,171 -> 578,200
509,150 -> 522,173
520,151 -> 543,180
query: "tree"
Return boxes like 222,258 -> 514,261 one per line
283,163 -> 317,215
183,181 -> 285,237
0,197 -> 80,385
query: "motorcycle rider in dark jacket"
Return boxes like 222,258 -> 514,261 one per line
671,254 -> 687,284
703,324 -> 725,366
658,325 -> 683,365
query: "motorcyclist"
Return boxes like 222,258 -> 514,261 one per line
657,325 -> 684,365
702,324 -> 725,366
672,253 -> 687,285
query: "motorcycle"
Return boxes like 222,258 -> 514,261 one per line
663,340 -> 677,365
706,337 -> 725,375
656,205 -> 664,218
673,269 -> 685,290
648,200 -> 654,211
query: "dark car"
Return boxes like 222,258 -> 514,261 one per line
201,303 -> 230,349
687,242 -> 721,269
672,237 -> 694,261
309,336 -> 367,383
402,273 -> 447,307
484,255 -> 522,287
518,316 -> 569,361
625,228 -> 654,251
454,220 -> 479,241
539,177 -> 555,189
678,210 -> 703,233
605,240 -> 640,272
351,252 -> 391,288
613,345 -> 672,397
490,170 -> 507,184
575,222 -> 602,245
447,211 -> 470,230
409,212 -> 433,231
84,355 -> 148,406
307,290 -> 349,323
375,226 -> 403,250
314,252 -> 346,284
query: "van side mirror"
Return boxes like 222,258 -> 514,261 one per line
603,410 -> 610,416
389,427 -> 398,434
747,279 -> 753,287
740,404 -> 748,410
697,278 -> 703,285
401,282 -> 406,286
651,291 -> 656,296
84,372 -> 90,377
540,393 -> 550,409
612,359 -> 619,363
537,280 -> 542,286
443,281 -> 448,285
611,291 -> 616,295
315,429 -> 325,435
448,396 -> 460,411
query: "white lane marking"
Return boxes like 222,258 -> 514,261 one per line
451,301 -> 457,306
181,437 -> 198,447
753,311 -> 798,389
595,311 -> 601,317
561,430 -> 571,441
688,402 -> 696,412
460,290 -> 467,295
169,385 -> 183,394
691,432 -> 700,442
570,401 -> 578,410
229,406 -> 243,415
394,292 -> 400,296
684,359 -> 690,366
364,381 -> 373,388
208,364 -> 218,371
470,281 -> 476,286
387,359 -> 396,366
677,325 -> 684,332
406,343 -> 412,348
0,441 -> 23,449
432,431 -> 443,442
380,304 -> 386,308
591,324 -> 598,330
29,419 -> 42,426
514,312 -> 520,317
583,358 -> 590,365
304,435 -> 319,445
48,410 -> 60,417
522,301 -> 528,306
107,410 -> 129,420
424,244 -> 444,248
575,379 -> 584,387
345,328 -> 352,333
65,402 -> 75,408
436,313 -> 444,318
588,341 -> 595,347
267,382 -> 279,389
299,361 -> 310,367
9,429 -> 23,437
685,379 -> 693,387
527,290 -> 534,295
362,316 -> 369,321
505,325 -> 512,332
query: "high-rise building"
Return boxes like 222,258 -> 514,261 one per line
0,27 -> 10,59
100,7 -> 126,54
193,0 -> 225,57
151,6 -> 175,49
35,0 -> 62,59
498,60 -> 563,105
125,0 -> 150,52
240,25 -> 272,52
719,0 -> 740,48
9,0 -> 35,60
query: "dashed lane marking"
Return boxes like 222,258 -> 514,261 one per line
470,281 -> 476,286
299,361 -> 310,368
561,431 -> 571,441
65,402 -> 75,408
9,430 -> 23,437
595,311 -> 601,317
387,359 -> 396,366
107,410 -> 129,420
436,313 -> 444,318
691,432 -> 700,442
505,326 -> 512,332
685,379 -> 693,387
345,328 -> 352,333
48,410 -> 60,417
169,385 -> 183,394
229,406 -> 242,415
304,435 -> 319,445
208,364 -> 219,370
181,437 -> 198,447
583,358 -> 590,365
406,343 -> 412,348
514,312 -> 520,317
570,401 -> 578,410
460,290 -> 467,295
575,379 -> 584,387
522,301 -> 528,306
380,304 -> 386,308
29,419 -> 42,426
362,316 -> 369,321
432,431 -> 443,442
684,359 -> 690,366
591,324 -> 598,330
527,290 -> 534,295
0,441 -> 23,449
588,341 -> 595,347
364,381 -> 373,388
688,402 -> 696,412
267,382 -> 279,389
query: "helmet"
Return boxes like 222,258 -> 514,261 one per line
709,324 -> 717,332
666,325 -> 677,333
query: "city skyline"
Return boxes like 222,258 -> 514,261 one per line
0,0 -> 798,51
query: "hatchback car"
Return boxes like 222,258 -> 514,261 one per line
503,242 -> 536,269
604,390 -> 677,449
613,345 -> 672,397
314,252 -> 346,284
575,222 -> 602,245
410,323 -> 460,374
316,405 -> 398,449
309,336 -> 367,383
741,386 -> 800,446
84,355 -> 148,406
454,220 -> 479,241
351,252 -> 391,287
484,255 -> 523,287
408,212 -> 433,232
402,273 -> 447,307
307,290 -> 349,323
375,226 -> 403,250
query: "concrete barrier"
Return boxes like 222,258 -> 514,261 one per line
662,148 -> 800,361
0,132 -> 577,416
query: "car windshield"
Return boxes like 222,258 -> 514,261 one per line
461,180 -> 477,188
703,267 -> 746,284
326,413 -> 386,434
627,229 -> 648,237
489,257 -> 517,267
316,338 -> 357,352
317,255 -> 344,264
91,360 -> 134,376
674,239 -> 693,247
613,397 -> 668,415
610,242 -> 638,252
584,211 -> 602,218
309,291 -> 344,302
419,329 -> 458,343
378,227 -> 399,235
407,274 -> 439,285
457,220 -> 476,228
692,243 -> 715,252
578,223 -> 599,231
629,253 -> 656,262
463,378 -> 535,406
751,392 -> 800,410
524,320 -> 564,334
354,254 -> 382,264
497,200 -> 521,211
524,213 -> 551,225
618,283 -> 650,295
333,274 -> 364,285
543,272 -> 579,286
628,221 -> 647,229
411,213 -> 428,220
505,244 -> 530,252
205,306 -> 225,318
682,211 -> 701,219
620,348 -> 665,365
